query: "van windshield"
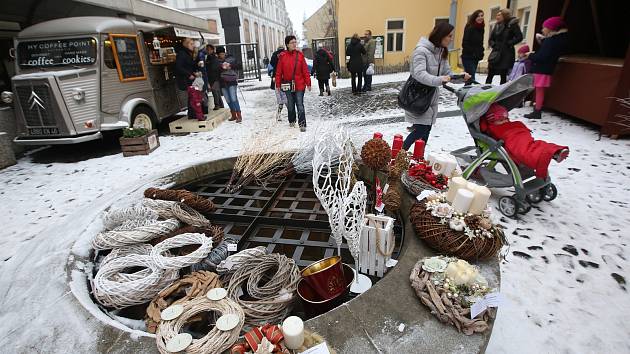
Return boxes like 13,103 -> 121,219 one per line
17,37 -> 97,68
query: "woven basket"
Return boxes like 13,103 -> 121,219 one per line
400,171 -> 441,196
409,202 -> 504,261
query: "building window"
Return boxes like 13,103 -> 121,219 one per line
386,19 -> 404,52
519,7 -> 531,41
244,19 -> 251,43
434,18 -> 449,27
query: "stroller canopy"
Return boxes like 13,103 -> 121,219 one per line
461,75 -> 534,123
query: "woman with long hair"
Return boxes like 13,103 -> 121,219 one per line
486,8 -> 523,84
345,33 -> 366,95
461,9 -> 485,84
403,22 -> 470,150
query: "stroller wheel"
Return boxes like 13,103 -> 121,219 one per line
526,191 -> 544,204
498,196 -> 518,218
543,183 -> 558,201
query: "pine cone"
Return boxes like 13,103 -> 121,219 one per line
361,138 -> 391,170
389,151 -> 410,181
464,215 -> 482,230
383,186 -> 401,213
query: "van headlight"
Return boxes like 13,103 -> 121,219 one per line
72,88 -> 85,102
1,91 -> 13,104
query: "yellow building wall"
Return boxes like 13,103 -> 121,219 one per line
336,0 -> 450,70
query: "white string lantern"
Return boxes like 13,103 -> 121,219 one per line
151,233 -> 213,270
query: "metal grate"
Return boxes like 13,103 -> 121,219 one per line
181,171 -> 403,269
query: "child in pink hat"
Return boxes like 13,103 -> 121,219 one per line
524,17 -> 569,120
508,45 -> 532,81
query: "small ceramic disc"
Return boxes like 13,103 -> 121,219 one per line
166,333 -> 192,352
216,313 -> 240,331
206,287 -> 227,301
161,304 -> 184,321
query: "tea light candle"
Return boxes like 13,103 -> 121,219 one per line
413,139 -> 425,160
282,316 -> 304,349
452,189 -> 474,214
469,186 -> 491,215
446,176 -> 468,203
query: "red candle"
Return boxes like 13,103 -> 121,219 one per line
391,134 -> 403,158
373,132 -> 383,139
413,139 -> 425,160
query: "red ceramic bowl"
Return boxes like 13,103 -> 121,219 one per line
300,256 -> 346,300
297,263 -> 355,318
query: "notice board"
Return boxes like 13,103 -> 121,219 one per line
110,34 -> 147,82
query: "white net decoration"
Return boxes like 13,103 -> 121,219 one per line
312,129 -> 353,255
342,181 -> 368,264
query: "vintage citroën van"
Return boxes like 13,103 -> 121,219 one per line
2,17 -> 208,145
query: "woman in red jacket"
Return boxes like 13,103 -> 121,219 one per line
275,35 -> 311,132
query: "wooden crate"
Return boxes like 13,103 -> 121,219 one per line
168,108 -> 230,133
359,214 -> 395,278
119,129 -> 160,157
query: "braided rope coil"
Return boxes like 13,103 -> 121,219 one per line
150,233 -> 213,270
226,253 -> 300,328
144,187 -> 216,216
93,254 -> 178,309
92,219 -> 181,250
155,296 -> 244,354
103,206 -> 158,231
216,246 -> 268,278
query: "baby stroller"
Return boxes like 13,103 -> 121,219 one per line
445,75 -> 558,217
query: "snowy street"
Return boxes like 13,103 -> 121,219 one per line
0,73 -> 629,353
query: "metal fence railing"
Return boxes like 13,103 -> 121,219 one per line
311,37 -> 340,73
223,43 -> 261,81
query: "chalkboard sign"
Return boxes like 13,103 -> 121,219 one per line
17,37 -> 97,68
110,34 -> 146,82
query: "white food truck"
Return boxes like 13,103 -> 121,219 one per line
1,17 -> 213,145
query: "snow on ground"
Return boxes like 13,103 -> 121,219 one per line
0,73 -> 629,353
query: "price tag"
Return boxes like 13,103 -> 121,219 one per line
416,190 -> 437,201
470,292 -> 505,319
300,342 -> 331,354
227,243 -> 237,252
470,298 -> 487,319
382,183 -> 389,194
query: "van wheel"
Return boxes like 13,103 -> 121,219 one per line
130,106 -> 156,130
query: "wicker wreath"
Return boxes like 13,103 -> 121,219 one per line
155,296 -> 244,354
151,233 -> 213,270
409,202 -> 504,261
226,253 -> 300,329
144,187 -> 216,216
92,219 -> 181,250
93,254 -> 178,309
146,271 -> 222,333
409,259 -> 494,335
401,171 -> 441,196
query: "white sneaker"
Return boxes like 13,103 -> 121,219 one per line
289,122 -> 296,128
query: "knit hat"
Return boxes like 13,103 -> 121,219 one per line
484,103 -> 509,124
542,16 -> 566,31
517,45 -> 530,55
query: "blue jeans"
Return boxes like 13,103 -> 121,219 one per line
221,85 -> 240,112
461,58 -> 479,84
286,90 -> 306,127
403,124 -> 432,150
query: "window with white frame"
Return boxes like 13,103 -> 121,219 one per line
386,19 -> 404,52
520,7 -> 531,41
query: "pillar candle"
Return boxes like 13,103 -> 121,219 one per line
413,139 -> 425,161
446,176 -> 468,203
282,316 -> 305,349
452,189 -> 475,214
391,134 -> 403,158
442,157 -> 458,177
373,132 -> 383,139
432,156 -> 448,175
467,181 -> 479,193
427,152 -> 437,166
468,186 -> 491,215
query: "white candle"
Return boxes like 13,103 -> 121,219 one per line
469,186 -> 491,215
427,152 -> 437,166
467,181 -> 479,193
446,176 -> 468,203
432,156 -> 448,175
452,189 -> 474,214
442,157 -> 458,177
282,316 -> 304,349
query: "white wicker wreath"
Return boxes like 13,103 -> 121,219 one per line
150,233 -> 213,270
93,254 -> 178,309
143,199 -> 211,227
92,219 -> 180,250
103,206 -> 158,231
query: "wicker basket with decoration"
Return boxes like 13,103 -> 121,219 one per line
409,201 -> 505,261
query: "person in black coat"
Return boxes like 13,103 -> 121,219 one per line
461,9 -> 485,84
205,44 -> 224,110
486,9 -> 523,84
175,38 -> 197,118
346,34 -> 366,94
524,17 -> 570,120
311,45 -> 336,96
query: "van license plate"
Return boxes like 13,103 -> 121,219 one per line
28,127 -> 59,135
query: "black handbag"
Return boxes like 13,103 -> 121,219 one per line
488,49 -> 502,65
397,52 -> 441,115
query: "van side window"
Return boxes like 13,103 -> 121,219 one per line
103,38 -> 117,69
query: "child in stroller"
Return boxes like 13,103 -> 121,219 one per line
480,103 -> 569,179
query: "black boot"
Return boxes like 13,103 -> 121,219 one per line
319,90 -> 324,96
524,109 -> 542,120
